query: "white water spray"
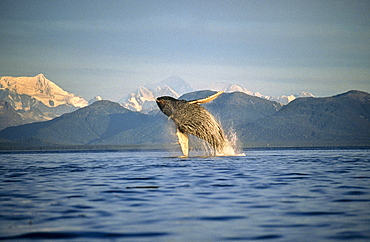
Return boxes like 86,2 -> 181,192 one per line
216,128 -> 245,156
190,127 -> 245,157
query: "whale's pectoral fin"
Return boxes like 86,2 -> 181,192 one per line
176,129 -> 189,157
188,91 -> 224,104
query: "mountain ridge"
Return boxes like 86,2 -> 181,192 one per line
0,100 -> 26,130
239,90 -> 370,147
119,78 -> 314,113
0,90 -> 368,150
0,74 -> 87,108
119,76 -> 192,113
0,74 -> 89,129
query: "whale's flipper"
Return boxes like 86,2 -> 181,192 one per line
176,129 -> 189,157
188,91 -> 224,104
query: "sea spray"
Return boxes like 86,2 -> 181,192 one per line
189,127 -> 245,157
217,127 -> 245,156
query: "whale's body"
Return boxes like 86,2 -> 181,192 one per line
156,91 -> 225,156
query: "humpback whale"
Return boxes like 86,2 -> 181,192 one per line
156,91 -> 225,157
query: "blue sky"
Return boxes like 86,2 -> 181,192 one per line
1,0 -> 369,100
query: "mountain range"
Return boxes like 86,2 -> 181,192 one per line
119,76 -> 314,113
119,76 -> 193,113
0,89 -> 369,150
0,74 -> 314,130
0,74 -> 90,127
238,90 -> 370,147
0,74 -> 87,108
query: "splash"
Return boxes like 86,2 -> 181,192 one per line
192,127 -> 245,157
216,128 -> 245,157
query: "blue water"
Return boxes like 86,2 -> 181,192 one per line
0,148 -> 369,241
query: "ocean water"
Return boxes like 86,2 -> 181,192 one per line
0,148 -> 369,241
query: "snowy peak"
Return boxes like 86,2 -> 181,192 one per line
227,84 -> 253,95
138,86 -> 155,100
0,74 -> 88,108
120,77 -> 193,113
207,82 -> 254,96
120,77 -> 314,113
267,91 -> 314,104
152,85 -> 178,98
205,82 -> 313,105
88,96 -> 103,105
32,74 -> 60,97
145,76 -> 193,96
296,91 -> 314,98
1,74 -> 65,98
121,84 -> 180,113
0,74 -> 89,129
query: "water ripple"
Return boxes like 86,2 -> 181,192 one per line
197,215 -> 247,221
223,234 -> 283,240
0,149 -> 369,241
286,211 -> 346,216
0,231 -> 171,240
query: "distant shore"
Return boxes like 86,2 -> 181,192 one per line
1,142 -> 368,153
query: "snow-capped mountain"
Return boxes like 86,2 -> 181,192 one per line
88,96 -> 103,105
119,76 -> 193,113
207,82 -> 256,96
267,91 -> 314,104
120,78 -> 314,112
0,74 -> 87,108
0,100 -> 25,130
145,76 -> 193,96
206,82 -> 314,105
0,74 -> 89,128
121,85 -> 179,113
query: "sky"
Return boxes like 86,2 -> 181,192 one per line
1,0 -> 369,101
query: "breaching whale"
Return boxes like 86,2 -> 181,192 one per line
156,91 -> 225,157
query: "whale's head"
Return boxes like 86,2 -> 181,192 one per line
156,91 -> 224,118
156,96 -> 181,117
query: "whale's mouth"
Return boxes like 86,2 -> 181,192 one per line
156,99 -> 166,114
